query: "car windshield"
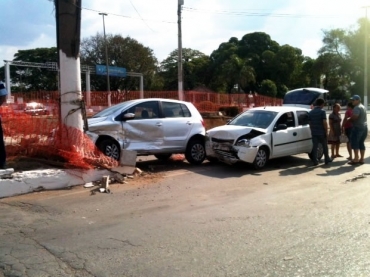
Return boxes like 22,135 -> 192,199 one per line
228,110 -> 278,128
92,100 -> 136,118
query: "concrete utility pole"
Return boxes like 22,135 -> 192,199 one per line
177,0 -> 184,101
99,12 -> 111,106
55,0 -> 84,142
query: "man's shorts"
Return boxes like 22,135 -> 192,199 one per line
350,126 -> 368,150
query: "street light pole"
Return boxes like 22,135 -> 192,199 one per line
99,12 -> 111,103
177,0 -> 184,101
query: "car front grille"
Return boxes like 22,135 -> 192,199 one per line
211,138 -> 234,144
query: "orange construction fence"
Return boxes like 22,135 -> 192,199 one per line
2,91 -> 282,169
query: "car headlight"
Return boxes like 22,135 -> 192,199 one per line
235,139 -> 251,147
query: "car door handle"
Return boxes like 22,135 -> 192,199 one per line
156,123 -> 163,126
186,121 -> 192,125
293,132 -> 297,136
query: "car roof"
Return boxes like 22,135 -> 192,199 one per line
250,106 -> 309,113
112,98 -> 192,108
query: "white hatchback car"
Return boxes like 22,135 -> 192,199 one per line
86,98 -> 206,165
205,88 -> 328,169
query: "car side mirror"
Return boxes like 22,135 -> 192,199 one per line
116,113 -> 135,121
123,113 -> 135,120
275,124 -> 288,131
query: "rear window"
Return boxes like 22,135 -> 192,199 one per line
283,89 -> 324,106
161,102 -> 191,118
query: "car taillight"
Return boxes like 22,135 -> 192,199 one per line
201,119 -> 205,127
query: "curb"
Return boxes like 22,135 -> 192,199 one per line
0,168 -> 111,199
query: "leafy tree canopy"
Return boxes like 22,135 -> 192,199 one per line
80,34 -> 158,91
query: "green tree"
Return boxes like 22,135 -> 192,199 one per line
159,48 -> 210,90
5,48 -> 58,92
318,18 -> 370,100
80,34 -> 158,91
260,79 -> 277,97
207,32 -> 305,95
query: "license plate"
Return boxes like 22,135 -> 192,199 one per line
213,143 -> 230,151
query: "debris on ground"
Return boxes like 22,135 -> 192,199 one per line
84,182 -> 94,188
170,154 -> 185,161
345,172 -> 370,183
133,167 -> 143,175
111,172 -> 127,184
0,168 -> 14,179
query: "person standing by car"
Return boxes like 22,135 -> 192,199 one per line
308,98 -> 332,166
341,102 -> 354,160
0,81 -> 7,169
327,103 -> 342,159
346,95 -> 368,165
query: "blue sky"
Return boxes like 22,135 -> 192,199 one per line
0,0 -> 369,66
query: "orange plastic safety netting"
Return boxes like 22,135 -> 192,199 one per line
1,100 -> 117,170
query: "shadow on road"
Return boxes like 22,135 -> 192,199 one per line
135,154 -> 335,179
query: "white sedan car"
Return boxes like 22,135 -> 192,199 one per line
205,88 -> 328,169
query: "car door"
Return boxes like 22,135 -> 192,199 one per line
160,101 -> 193,151
295,110 -> 313,153
120,100 -> 164,152
271,111 -> 299,157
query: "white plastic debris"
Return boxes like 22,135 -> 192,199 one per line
134,167 -> 143,175
84,182 -> 94,188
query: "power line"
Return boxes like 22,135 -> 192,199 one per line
73,3 -> 360,32
79,4 -> 176,24
128,0 -> 155,32
182,6 -> 354,19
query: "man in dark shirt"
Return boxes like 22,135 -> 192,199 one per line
308,98 -> 332,165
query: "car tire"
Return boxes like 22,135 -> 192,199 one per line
154,154 -> 172,161
98,139 -> 120,161
185,139 -> 206,165
308,142 -> 324,161
253,146 -> 268,169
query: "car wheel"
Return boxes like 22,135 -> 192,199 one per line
253,146 -> 268,169
98,139 -> 120,161
308,142 -> 324,161
185,139 -> 206,165
154,154 -> 172,161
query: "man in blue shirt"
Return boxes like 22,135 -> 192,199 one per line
308,98 -> 332,166
346,95 -> 368,165
0,81 -> 7,169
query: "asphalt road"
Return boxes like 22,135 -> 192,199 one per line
1,142 -> 370,277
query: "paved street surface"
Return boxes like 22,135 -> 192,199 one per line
1,140 -> 370,277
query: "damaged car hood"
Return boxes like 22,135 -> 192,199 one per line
207,125 -> 266,139
88,117 -> 108,126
